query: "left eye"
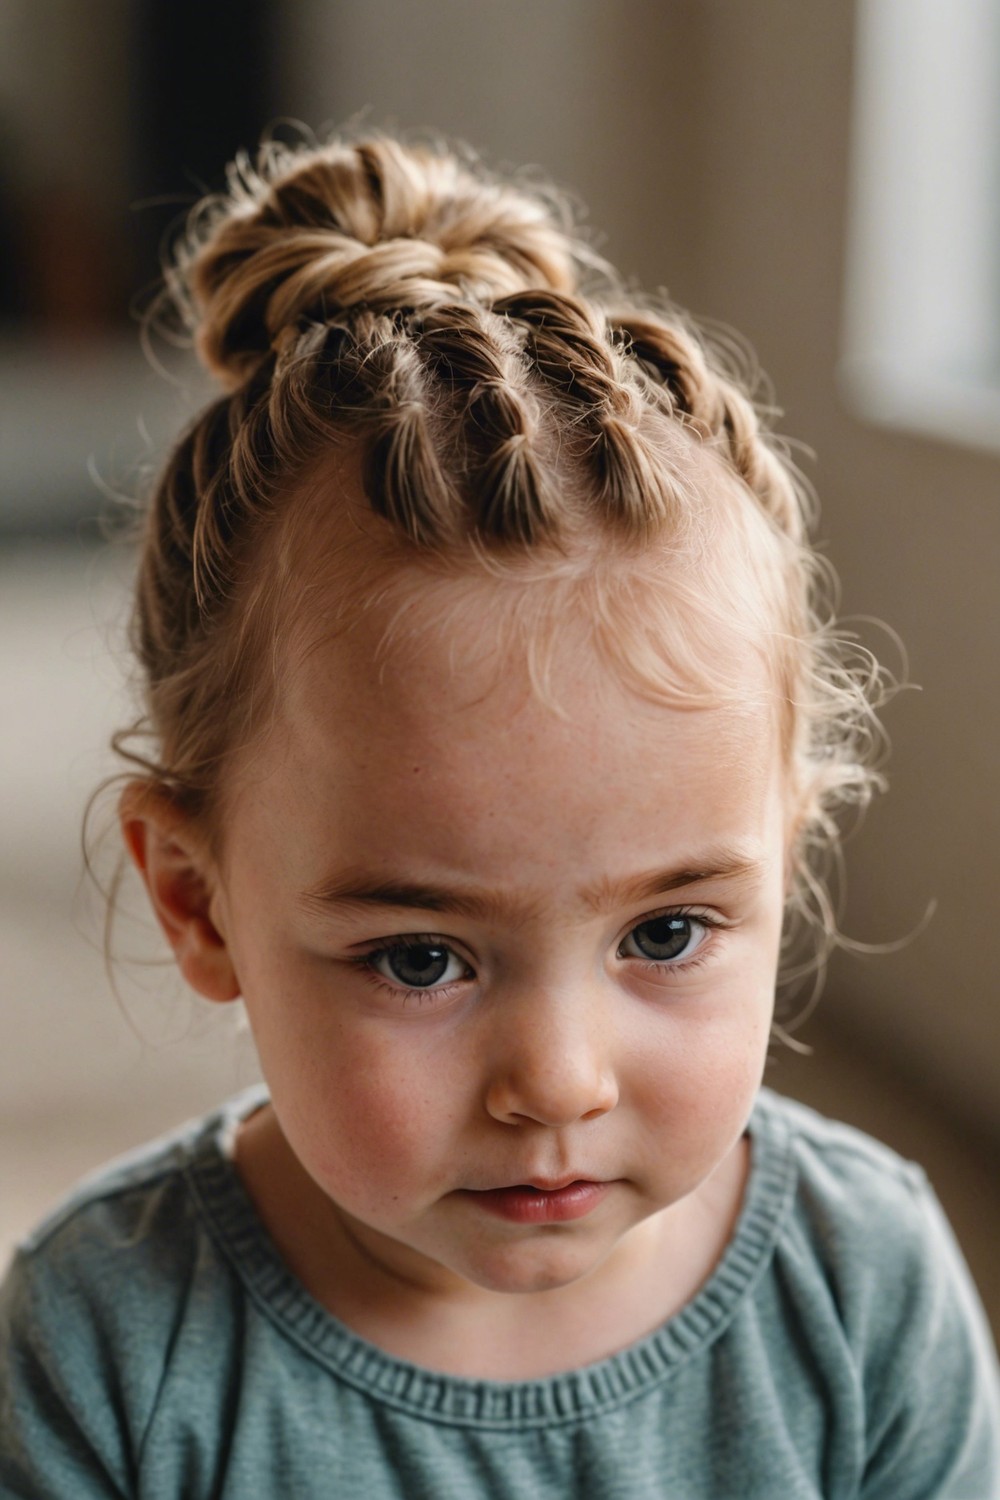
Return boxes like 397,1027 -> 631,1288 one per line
618,914 -> 707,964
371,941 -> 468,990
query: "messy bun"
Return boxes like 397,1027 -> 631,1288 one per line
117,128 -> 887,1001
166,136 -> 586,391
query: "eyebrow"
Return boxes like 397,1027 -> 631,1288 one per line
297,850 -> 766,924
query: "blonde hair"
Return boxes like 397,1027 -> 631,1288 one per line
117,128 -> 887,1004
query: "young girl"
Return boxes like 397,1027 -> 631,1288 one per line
2,131 -> 997,1499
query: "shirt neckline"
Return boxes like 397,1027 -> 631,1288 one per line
187,1085 -> 796,1429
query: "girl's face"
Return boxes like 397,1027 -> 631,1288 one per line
209,577 -> 788,1301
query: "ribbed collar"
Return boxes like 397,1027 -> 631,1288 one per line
187,1085 -> 796,1429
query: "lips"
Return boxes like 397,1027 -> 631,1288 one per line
459,1179 -> 612,1224
475,1169 -> 606,1193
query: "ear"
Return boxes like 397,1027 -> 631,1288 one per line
119,783 -> 241,1003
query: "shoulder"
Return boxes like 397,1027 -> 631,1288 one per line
0,1089 -> 267,1491
756,1087 -> 929,1244
755,1088 -> 970,1331
12,1083 -> 267,1273
752,1089 -> 1000,1496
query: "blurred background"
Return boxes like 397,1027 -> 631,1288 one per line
1,0 -> 997,1335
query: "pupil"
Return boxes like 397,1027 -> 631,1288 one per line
634,916 -> 690,960
388,943 -> 449,987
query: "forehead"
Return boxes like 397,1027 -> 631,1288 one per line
218,590 -> 783,929
291,596 -> 765,758
270,564 -> 781,825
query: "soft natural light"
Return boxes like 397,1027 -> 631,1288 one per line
841,0 -> 1000,451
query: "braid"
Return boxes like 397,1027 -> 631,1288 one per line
413,306 -> 554,544
358,319 -> 459,546
495,290 -> 684,536
613,314 -> 807,541
496,291 -> 629,415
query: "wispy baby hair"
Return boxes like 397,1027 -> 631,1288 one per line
119,127 -> 887,1001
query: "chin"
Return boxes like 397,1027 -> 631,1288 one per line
456,1239 -> 604,1296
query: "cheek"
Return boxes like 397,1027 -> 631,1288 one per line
630,987 -> 773,1138
253,993 -> 473,1207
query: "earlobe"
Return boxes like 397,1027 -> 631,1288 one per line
119,784 -> 241,1003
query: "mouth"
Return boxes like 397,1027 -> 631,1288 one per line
458,1179 -> 612,1225
518,1176 -> 592,1192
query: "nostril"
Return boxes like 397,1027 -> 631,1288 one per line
485,1066 -> 618,1128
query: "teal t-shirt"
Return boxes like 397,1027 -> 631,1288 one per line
1,1087 -> 997,1498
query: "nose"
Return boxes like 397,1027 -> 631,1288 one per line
483,984 -> 619,1128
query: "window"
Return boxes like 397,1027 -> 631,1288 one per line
841,0 -> 1000,452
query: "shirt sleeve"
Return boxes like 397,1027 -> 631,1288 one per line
859,1171 -> 1000,1500
0,1247 -> 133,1499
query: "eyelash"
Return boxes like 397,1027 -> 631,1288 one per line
625,908 -> 723,982
347,907 -> 725,1006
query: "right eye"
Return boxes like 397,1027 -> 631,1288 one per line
368,940 -> 470,991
